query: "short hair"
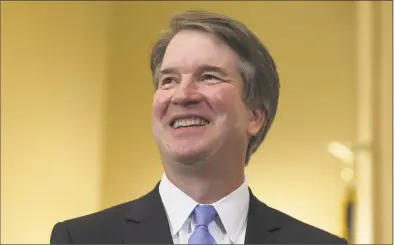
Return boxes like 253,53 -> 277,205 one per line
150,10 -> 280,165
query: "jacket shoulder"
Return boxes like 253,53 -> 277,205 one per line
266,204 -> 348,244
51,193 -> 150,243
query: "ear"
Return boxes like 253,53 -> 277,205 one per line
247,108 -> 265,137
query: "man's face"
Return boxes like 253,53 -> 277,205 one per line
152,30 -> 263,165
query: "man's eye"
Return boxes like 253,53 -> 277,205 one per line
161,77 -> 176,85
201,74 -> 220,81
201,74 -> 221,83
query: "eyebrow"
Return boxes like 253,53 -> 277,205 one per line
159,65 -> 229,77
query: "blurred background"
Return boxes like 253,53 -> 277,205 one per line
1,1 -> 392,244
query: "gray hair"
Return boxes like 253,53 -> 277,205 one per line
150,10 -> 280,165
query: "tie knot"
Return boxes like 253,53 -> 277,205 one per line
193,205 -> 217,227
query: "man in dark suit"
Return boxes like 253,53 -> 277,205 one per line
51,10 -> 347,244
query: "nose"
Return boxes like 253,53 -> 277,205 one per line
171,77 -> 203,106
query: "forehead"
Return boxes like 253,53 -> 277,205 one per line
161,30 -> 240,73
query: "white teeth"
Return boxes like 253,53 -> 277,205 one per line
172,118 -> 209,128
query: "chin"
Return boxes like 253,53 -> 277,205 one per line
168,146 -> 210,165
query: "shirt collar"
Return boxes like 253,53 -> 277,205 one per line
159,173 -> 198,236
159,173 -> 250,243
212,177 -> 249,242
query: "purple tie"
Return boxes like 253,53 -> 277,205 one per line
188,205 -> 217,244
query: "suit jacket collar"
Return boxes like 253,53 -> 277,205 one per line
121,182 -> 173,244
121,183 -> 283,244
245,188 -> 282,244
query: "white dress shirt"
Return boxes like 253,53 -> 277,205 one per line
159,173 -> 249,244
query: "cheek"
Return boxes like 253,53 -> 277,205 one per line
152,91 -> 171,120
205,85 -> 250,131
206,86 -> 245,115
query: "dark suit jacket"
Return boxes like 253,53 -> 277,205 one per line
50,183 -> 347,244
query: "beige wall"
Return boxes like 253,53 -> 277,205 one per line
1,2 -> 111,243
1,1 -> 391,244
102,1 -> 357,238
373,1 -> 392,243
353,2 -> 393,243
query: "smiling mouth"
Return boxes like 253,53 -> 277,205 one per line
170,117 -> 210,129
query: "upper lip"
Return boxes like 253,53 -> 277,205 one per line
168,113 -> 210,126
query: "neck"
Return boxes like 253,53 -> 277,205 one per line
163,158 -> 245,204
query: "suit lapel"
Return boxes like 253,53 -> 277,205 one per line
245,189 -> 282,244
119,184 -> 283,244
121,183 -> 173,244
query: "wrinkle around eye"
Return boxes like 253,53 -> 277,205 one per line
159,77 -> 178,89
200,74 -> 225,84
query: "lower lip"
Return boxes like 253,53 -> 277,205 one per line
170,125 -> 209,134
